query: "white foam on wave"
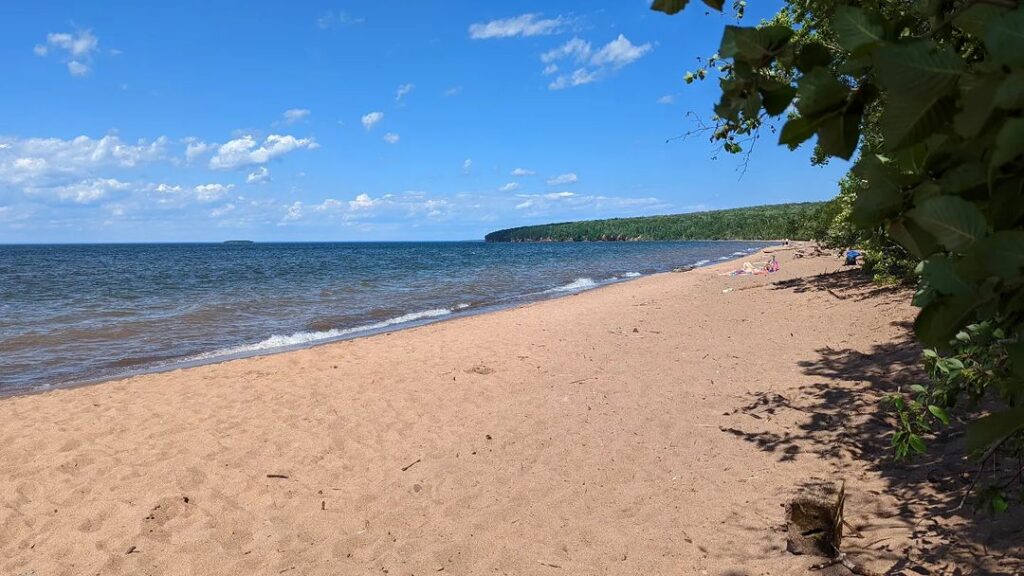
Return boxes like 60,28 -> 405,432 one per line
718,256 -> 730,260
694,259 -> 712,266
732,251 -> 747,256
544,277 -> 598,294
191,308 -> 453,361
622,272 -> 642,278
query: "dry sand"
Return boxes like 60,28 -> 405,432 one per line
1,246 -> 1021,575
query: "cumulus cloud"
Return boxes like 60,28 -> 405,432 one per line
282,108 -> 311,124
546,172 -> 578,186
44,178 -> 130,204
35,29 -> 100,76
193,183 -> 234,202
208,134 -> 318,170
383,132 -> 400,144
0,134 -> 167,187
462,159 -> 473,174
246,166 -> 271,184
469,13 -> 566,39
395,83 -> 415,102
361,111 -> 384,131
499,182 -> 520,192
184,138 -> 214,163
511,167 -> 536,177
543,34 -> 651,90
591,35 -> 652,68
349,193 -> 379,210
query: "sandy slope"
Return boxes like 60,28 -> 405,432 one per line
1,246 -> 1020,576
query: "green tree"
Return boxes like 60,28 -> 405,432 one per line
652,0 -> 1024,508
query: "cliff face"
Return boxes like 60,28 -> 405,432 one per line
484,202 -> 825,243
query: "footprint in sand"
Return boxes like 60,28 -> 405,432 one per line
464,365 -> 495,375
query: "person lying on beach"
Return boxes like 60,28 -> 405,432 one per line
719,256 -> 779,277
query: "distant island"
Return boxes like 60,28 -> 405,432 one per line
223,240 -> 255,245
484,202 -> 824,242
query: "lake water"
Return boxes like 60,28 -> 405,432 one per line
0,240 -> 771,395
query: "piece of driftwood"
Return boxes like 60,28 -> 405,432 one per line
786,480 -> 845,556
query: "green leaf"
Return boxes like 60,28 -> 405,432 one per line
779,116 -> 815,147
796,42 -> 831,73
909,434 -> 927,453
875,42 -> 964,150
914,294 -> 979,346
995,71 -> 1024,110
651,0 -> 689,14
759,83 -> 796,116
888,217 -> 939,259
984,6 -> 1024,67
833,6 -> 885,53
720,25 -> 794,63
817,109 -> 862,160
851,155 -> 905,225
992,117 -> 1024,168
928,405 -> 951,426
967,404 -> 1024,454
974,231 -> 1024,282
907,196 -> 988,252
910,384 -> 928,394
920,254 -> 974,295
955,74 -> 1003,139
796,68 -> 849,119
954,3 -> 1010,37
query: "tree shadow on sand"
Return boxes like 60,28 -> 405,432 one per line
721,269 -> 1023,574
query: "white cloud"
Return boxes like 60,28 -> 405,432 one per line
194,183 -> 234,202
443,86 -> 463,97
246,166 -> 271,184
469,14 -> 566,39
349,193 -> 379,210
0,134 -> 167,187
283,201 -> 303,222
317,10 -> 364,29
184,139 -> 214,163
208,134 -> 318,170
591,34 -> 652,68
462,159 -> 473,174
541,38 -> 591,64
395,83 -> 415,102
361,111 -> 384,131
511,167 -> 536,177
499,182 -> 520,192
67,61 -> 89,76
36,30 -> 100,76
546,172 -> 578,185
383,132 -> 400,144
282,108 -> 311,124
46,178 -> 130,204
515,199 -> 534,210
544,34 -> 651,90
210,203 -> 236,218
657,94 -> 675,105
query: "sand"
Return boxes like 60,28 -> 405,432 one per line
1,246 -> 1021,576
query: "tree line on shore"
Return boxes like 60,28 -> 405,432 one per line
484,202 -> 826,243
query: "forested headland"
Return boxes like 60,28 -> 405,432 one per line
484,202 -> 824,242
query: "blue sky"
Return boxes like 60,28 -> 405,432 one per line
0,1 -> 848,242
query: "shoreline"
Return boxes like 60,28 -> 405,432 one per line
3,243 -> 778,400
5,243 -> 1013,575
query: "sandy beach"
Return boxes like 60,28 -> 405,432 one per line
2,247 -> 1021,576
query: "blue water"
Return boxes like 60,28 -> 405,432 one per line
0,241 -> 771,395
